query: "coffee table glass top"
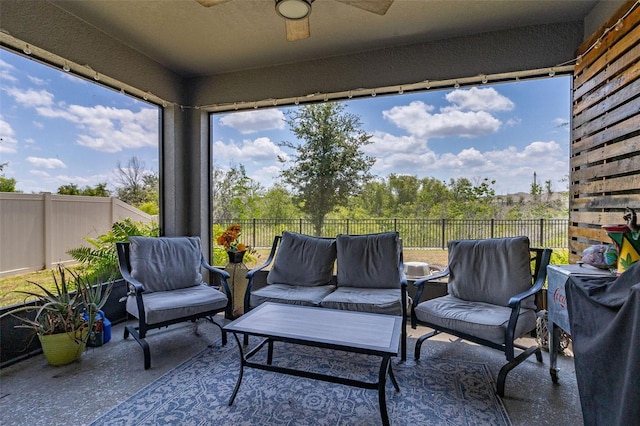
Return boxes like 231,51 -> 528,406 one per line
224,302 -> 401,355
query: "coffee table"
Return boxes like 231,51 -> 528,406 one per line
223,302 -> 402,426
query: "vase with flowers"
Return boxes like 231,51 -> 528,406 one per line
216,224 -> 250,317
216,224 -> 248,263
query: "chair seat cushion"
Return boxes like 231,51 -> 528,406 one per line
126,284 -> 228,325
413,295 -> 536,344
321,287 -> 402,315
250,284 -> 336,307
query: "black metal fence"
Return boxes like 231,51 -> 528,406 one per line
214,218 -> 568,249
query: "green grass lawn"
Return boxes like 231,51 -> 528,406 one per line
0,269 -> 64,308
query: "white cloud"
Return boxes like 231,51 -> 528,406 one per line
5,86 -> 158,153
365,134 -> 567,194
5,87 -> 54,107
26,156 -> 67,169
445,87 -> 515,112
35,104 -> 158,153
383,100 -> 502,138
0,58 -> 17,83
218,109 -> 286,134
0,115 -> 18,153
553,117 -> 569,128
213,136 -> 287,164
366,132 -> 426,156
28,75 -> 47,85
30,170 -> 51,177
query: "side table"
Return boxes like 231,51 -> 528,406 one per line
225,261 -> 248,318
546,264 -> 613,383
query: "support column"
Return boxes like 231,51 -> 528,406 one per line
161,105 -> 212,259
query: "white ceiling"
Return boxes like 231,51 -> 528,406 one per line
49,0 -> 599,78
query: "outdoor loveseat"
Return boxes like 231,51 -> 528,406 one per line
244,231 -> 408,361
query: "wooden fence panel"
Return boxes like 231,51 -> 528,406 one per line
569,0 -> 640,262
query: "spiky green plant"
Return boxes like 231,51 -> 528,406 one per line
0,265 -> 113,342
67,218 -> 159,281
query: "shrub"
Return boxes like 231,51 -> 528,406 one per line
67,218 -> 159,281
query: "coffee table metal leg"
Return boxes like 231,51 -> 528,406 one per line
388,363 -> 400,393
378,356 -> 392,426
228,333 -> 245,406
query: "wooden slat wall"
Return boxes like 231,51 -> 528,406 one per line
570,0 -> 640,262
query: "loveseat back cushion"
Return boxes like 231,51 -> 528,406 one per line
447,236 -> 534,309
266,231 -> 337,287
336,232 -> 401,289
129,236 -> 203,293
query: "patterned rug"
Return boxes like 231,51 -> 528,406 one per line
90,338 -> 510,425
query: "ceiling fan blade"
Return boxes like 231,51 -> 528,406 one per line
285,17 -> 310,41
336,0 -> 394,15
194,0 -> 233,7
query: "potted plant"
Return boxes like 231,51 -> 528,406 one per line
216,224 -> 249,263
0,265 -> 113,366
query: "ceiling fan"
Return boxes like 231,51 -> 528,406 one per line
195,0 -> 394,42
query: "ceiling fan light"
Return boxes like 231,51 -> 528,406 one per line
276,0 -> 311,20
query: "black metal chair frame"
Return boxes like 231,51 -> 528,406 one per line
116,241 -> 233,369
410,247 -> 552,396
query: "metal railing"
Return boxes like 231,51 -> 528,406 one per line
214,218 -> 568,249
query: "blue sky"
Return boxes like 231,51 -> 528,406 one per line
2,47 -> 571,196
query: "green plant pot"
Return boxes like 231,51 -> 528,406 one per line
38,331 -> 86,366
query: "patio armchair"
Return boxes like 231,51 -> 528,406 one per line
411,236 -> 551,396
116,236 -> 232,369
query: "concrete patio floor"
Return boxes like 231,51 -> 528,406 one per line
0,315 -> 582,425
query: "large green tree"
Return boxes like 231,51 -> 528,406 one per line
212,164 -> 262,221
279,103 -> 375,235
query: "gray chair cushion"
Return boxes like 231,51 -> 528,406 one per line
321,287 -> 402,315
267,231 -> 336,287
413,294 -> 537,344
250,284 -> 336,307
126,284 -> 228,325
447,236 -> 535,309
336,232 -> 401,289
129,236 -> 203,293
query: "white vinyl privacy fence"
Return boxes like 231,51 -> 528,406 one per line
0,193 -> 154,278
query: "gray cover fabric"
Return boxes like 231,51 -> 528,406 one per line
336,232 -> 401,289
129,236 -> 203,293
413,295 -> 536,344
447,236 -> 534,309
566,261 -> 640,426
320,287 -> 402,315
250,283 -> 336,307
266,231 -> 336,287
126,284 -> 228,325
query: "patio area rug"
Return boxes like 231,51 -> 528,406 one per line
90,338 -> 510,425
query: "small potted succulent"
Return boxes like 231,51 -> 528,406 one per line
1,265 -> 113,366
